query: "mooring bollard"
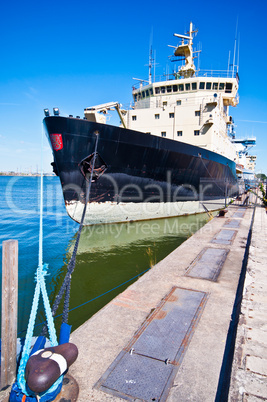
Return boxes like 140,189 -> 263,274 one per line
1,240 -> 18,390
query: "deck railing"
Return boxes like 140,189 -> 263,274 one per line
132,69 -> 239,90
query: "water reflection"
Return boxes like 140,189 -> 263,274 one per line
67,214 -> 209,254
53,214 -> 210,332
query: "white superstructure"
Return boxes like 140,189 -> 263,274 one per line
127,22 -> 239,162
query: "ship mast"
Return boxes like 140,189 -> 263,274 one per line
148,47 -> 153,84
173,21 -> 196,78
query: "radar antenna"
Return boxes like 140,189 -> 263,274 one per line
171,22 -> 198,78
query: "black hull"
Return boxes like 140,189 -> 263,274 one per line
44,116 -> 238,211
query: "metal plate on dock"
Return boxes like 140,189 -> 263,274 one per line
99,352 -> 174,401
186,247 -> 229,281
223,219 -> 241,229
95,286 -> 208,401
232,210 -> 245,218
211,229 -> 237,245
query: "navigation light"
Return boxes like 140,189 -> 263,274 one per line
53,107 -> 60,116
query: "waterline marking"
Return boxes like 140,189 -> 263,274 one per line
4,173 -> 238,233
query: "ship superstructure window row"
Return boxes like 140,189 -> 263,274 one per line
154,83 -> 198,94
134,81 -> 233,102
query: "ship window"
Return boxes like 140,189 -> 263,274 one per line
155,87 -> 160,94
161,132 -> 166,137
177,131 -> 183,136
142,91 -> 145,98
161,86 -> 166,93
194,130 -> 200,136
169,113 -> 174,118
132,115 -> 137,121
163,101 -> 167,106
213,82 -> 218,90
167,86 -> 172,93
225,83 -> 233,93
195,111 -> 200,116
146,90 -> 149,97
179,84 -> 184,91
150,88 -> 153,95
199,82 -> 205,90
206,82 -> 212,90
185,83 -> 190,91
219,83 -> 225,90
173,85 -> 178,92
155,114 -> 160,119
192,82 -> 197,90
176,100 -> 181,105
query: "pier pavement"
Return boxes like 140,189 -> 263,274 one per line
229,205 -> 267,401
68,196 -> 266,401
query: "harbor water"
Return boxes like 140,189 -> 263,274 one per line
0,175 -> 211,336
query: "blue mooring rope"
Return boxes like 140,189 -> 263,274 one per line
18,268 -> 150,337
14,127 -> 150,398
16,127 -> 60,397
68,268 -> 150,313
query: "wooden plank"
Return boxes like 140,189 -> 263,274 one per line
1,240 -> 18,390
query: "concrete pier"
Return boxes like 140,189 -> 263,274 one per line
229,205 -> 267,401
68,197 -> 266,401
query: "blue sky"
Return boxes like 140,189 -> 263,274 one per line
0,0 -> 267,174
